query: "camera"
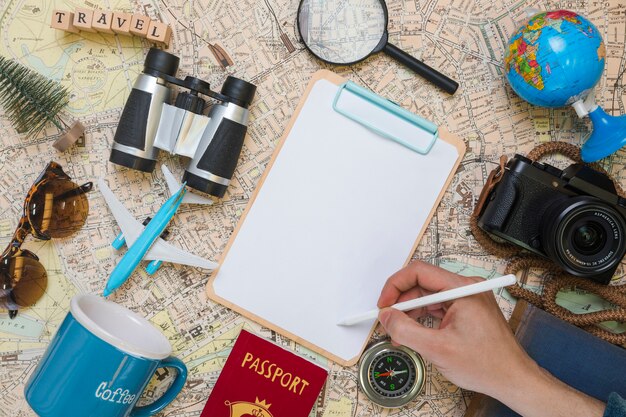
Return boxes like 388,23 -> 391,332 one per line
110,48 -> 256,198
476,154 -> 626,284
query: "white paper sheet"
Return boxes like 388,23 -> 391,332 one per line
212,78 -> 461,363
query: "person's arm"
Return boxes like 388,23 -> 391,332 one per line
490,360 -> 605,417
376,260 -> 605,417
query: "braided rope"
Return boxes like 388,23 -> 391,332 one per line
504,257 -> 626,345
473,142 -> 626,346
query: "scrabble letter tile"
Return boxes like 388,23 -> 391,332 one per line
50,10 -> 79,33
146,21 -> 172,46
73,8 -> 96,32
92,11 -> 114,33
129,14 -> 150,37
111,12 -> 132,35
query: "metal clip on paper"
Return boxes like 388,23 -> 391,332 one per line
332,81 -> 438,154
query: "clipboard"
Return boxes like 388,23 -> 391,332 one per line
207,70 -> 466,366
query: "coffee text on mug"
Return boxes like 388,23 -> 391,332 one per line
95,382 -> 137,404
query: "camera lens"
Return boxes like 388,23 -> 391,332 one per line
542,196 -> 626,278
572,223 -> 605,254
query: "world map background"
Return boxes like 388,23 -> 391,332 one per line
0,1 -> 625,416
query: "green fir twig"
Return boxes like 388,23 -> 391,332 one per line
0,55 -> 70,138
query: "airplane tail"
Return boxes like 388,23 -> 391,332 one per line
162,165 -> 213,205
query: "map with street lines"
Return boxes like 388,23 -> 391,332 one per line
0,0 -> 625,416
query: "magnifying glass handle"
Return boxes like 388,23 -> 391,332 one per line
384,43 -> 459,94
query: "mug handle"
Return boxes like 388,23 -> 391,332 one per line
130,356 -> 188,417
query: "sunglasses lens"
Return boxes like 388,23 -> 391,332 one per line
28,179 -> 89,238
1,256 -> 47,308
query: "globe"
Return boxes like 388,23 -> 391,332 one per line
504,10 -> 606,108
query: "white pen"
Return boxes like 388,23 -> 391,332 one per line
337,274 -> 517,326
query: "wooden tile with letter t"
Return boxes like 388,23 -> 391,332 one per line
73,8 -> 96,32
147,21 -> 172,46
50,10 -> 79,33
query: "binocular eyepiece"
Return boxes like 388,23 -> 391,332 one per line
110,48 -> 256,198
143,47 -> 180,78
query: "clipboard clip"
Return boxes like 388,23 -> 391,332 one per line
332,81 -> 439,155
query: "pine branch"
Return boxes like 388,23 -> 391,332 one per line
0,55 -> 70,138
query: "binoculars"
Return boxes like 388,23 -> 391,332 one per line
110,48 -> 256,198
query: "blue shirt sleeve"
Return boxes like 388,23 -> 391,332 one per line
604,393 -> 626,417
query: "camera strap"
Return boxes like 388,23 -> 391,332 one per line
472,154 -> 507,219
471,141 -> 626,346
470,154 -> 520,259
505,256 -> 626,345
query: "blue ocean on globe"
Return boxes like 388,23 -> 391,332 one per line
504,10 -> 606,108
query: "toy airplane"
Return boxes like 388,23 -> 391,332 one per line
99,165 -> 218,296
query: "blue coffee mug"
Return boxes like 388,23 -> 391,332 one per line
25,294 -> 187,417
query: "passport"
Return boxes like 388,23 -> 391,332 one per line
200,329 -> 328,417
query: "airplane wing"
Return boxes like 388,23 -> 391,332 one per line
98,178 -> 144,245
143,239 -> 218,270
162,164 -> 213,205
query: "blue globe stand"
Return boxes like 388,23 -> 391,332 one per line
580,106 -> 626,162
505,9 -> 625,163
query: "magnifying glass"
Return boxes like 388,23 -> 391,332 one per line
297,0 -> 459,94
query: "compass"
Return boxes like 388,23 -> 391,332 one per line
358,340 -> 426,408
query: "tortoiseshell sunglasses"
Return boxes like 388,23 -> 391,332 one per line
1,162 -> 92,318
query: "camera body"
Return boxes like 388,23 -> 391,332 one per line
477,154 -> 626,284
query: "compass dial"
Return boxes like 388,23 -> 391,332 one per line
369,350 -> 416,397
358,341 -> 425,408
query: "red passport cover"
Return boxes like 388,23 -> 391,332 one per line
200,329 -> 328,417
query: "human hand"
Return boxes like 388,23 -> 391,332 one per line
376,261 -> 605,417
376,260 -> 534,397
